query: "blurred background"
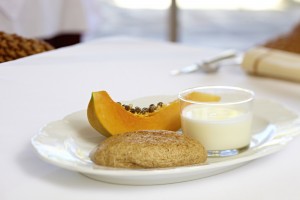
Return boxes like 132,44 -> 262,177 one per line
1,0 -> 300,50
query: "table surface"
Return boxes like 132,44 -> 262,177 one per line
0,37 -> 299,200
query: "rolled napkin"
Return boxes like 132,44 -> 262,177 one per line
241,47 -> 300,82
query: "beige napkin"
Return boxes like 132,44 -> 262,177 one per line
241,47 -> 300,82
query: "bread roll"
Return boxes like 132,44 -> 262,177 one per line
91,130 -> 207,168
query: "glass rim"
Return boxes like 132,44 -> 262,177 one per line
178,86 -> 255,106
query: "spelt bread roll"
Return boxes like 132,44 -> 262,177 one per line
263,22 -> 300,54
91,130 -> 207,168
0,32 -> 54,63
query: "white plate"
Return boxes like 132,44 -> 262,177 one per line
31,96 -> 300,185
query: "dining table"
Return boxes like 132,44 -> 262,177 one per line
0,36 -> 299,200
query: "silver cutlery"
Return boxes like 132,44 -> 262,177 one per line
170,49 -> 238,75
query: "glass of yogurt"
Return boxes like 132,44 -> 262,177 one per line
179,86 -> 255,157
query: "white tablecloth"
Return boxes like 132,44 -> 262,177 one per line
0,37 -> 299,200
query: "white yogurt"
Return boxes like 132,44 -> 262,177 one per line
181,104 -> 253,150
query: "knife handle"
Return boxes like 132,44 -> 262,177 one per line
204,49 -> 237,64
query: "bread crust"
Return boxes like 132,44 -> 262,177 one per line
91,130 -> 207,168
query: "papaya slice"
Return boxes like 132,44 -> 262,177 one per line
87,90 -> 220,137
185,91 -> 221,102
